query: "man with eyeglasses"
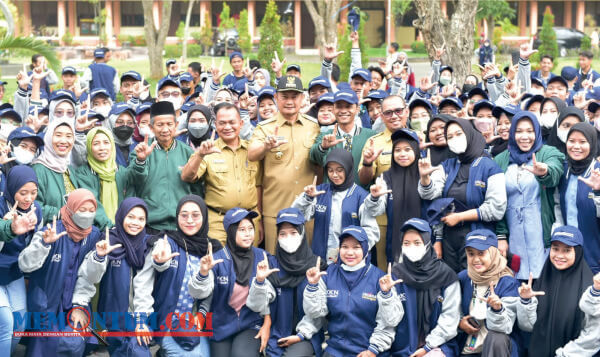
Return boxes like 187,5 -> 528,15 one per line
248,75 -> 320,254
357,94 -> 408,269
156,78 -> 186,128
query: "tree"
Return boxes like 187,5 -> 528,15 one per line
534,10 -> 558,62
219,2 -> 235,53
257,0 -> 283,84
304,0 -> 343,58
477,0 -> 515,40
413,0 -> 478,84
238,9 -> 252,54
0,36 -> 60,71
392,0 -> 412,26
197,12 -> 213,55
182,0 -> 196,61
88,0 -> 107,44
142,0 -> 172,79
337,8 -> 370,81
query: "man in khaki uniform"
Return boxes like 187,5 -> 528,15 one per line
181,103 -> 261,246
357,95 -> 409,269
248,75 -> 321,253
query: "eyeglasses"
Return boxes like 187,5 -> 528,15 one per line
159,91 -> 181,99
382,107 -> 405,119
54,109 -> 75,118
180,212 -> 202,221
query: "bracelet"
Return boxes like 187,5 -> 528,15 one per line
362,161 -> 373,167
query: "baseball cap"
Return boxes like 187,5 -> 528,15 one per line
257,86 -> 276,103
333,90 -> 358,105
492,104 -> 520,119
339,225 -> 369,255
308,76 -> 330,91
551,226 -> 583,247
165,59 -> 176,67
136,103 -> 152,116
366,89 -> 388,101
409,98 -> 433,112
229,52 -> 243,61
157,77 -> 181,91
350,68 -> 371,82
90,88 -> 111,102
276,75 -> 303,93
560,66 -> 578,81
438,97 -> 463,110
93,48 -> 106,59
120,71 -> 142,82
473,99 -> 495,115
49,89 -> 76,104
0,108 -> 22,123
62,66 -> 77,75
276,207 -> 306,226
109,103 -> 135,117
316,92 -> 334,108
179,72 -> 193,83
8,126 -> 43,147
467,87 -> 489,100
286,64 -> 301,73
464,229 -> 498,251
400,218 -> 432,235
548,75 -> 568,88
223,207 -> 259,231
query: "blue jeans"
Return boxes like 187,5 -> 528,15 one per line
161,335 -> 210,357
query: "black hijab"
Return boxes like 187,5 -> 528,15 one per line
392,229 -> 458,344
325,148 -> 354,192
445,117 -> 486,164
529,245 -> 593,357
426,114 -> 455,166
383,129 -> 422,261
186,105 -> 214,147
546,107 -> 585,154
108,197 -> 148,270
226,221 -> 254,286
541,97 -> 567,143
566,122 -> 598,176
268,222 -> 327,288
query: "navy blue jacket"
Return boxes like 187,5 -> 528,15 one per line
89,63 -> 117,100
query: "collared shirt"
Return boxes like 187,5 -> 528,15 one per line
249,112 -> 320,217
357,127 -> 395,180
196,138 -> 261,212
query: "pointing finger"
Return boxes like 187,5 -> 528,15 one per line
105,227 -> 109,242
387,262 -> 392,276
11,200 -> 18,213
489,282 -> 495,296
532,153 -> 537,165
316,256 -> 321,270
312,175 -> 317,187
263,251 -> 268,264
528,272 -> 533,287
53,215 -> 56,230
208,241 -> 213,257
210,130 -> 216,141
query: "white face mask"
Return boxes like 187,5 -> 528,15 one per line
540,113 -> 557,128
557,128 -> 569,143
402,245 -> 428,262
94,105 -> 111,119
278,233 -> 303,254
138,126 -> 154,139
341,258 -> 366,271
167,98 -> 182,111
13,146 -> 35,165
447,136 -> 467,154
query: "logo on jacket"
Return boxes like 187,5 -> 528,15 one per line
217,276 -> 229,285
51,254 -> 61,263
398,292 -> 407,302
169,259 -> 178,268
316,204 -> 327,213
111,259 -> 122,268
361,292 -> 377,301
474,180 -> 486,188
326,289 -> 339,298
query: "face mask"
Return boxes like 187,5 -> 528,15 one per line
113,126 -> 134,141
402,245 -> 427,262
278,233 -> 303,253
13,147 -> 35,165
540,113 -> 557,128
462,84 -> 476,94
168,98 -> 182,111
139,126 -> 154,139
439,77 -> 451,86
411,118 -> 429,133
341,258 -> 366,271
72,211 -> 95,229
181,87 -> 191,95
38,125 -> 47,133
484,42 -> 490,47
95,106 -> 111,118
530,87 -> 544,96
188,122 -> 209,138
557,128 -> 569,143
447,136 -> 467,154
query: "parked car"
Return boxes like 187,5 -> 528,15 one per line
533,27 -> 586,57
209,28 -> 240,56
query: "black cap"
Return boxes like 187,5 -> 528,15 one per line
150,101 -> 175,118
276,75 -> 304,93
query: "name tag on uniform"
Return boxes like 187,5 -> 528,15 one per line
111,259 -> 122,268
589,192 -> 595,199
382,151 -> 392,155
362,292 -> 377,301
351,212 -> 358,219
212,159 -> 226,164
475,180 -> 486,188
327,289 -> 339,298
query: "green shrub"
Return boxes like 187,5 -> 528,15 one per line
187,44 -> 203,57
257,0 -> 283,84
164,45 -> 182,58
581,35 -> 591,51
410,41 -> 426,53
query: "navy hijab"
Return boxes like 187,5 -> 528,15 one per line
108,197 -> 148,270
5,165 -> 42,223
338,226 -> 370,290
507,112 -> 543,165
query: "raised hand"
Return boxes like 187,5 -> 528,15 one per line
370,175 -> 392,198
379,263 -> 403,293
304,175 -> 326,198
323,43 -> 344,62
363,138 -> 383,166
4,200 -> 18,220
271,51 -> 286,76
135,135 -> 158,162
419,76 -> 435,92
75,114 -> 98,132
507,64 -> 519,81
0,143 -> 15,165
10,202 -> 36,235
43,215 -> 68,244
210,59 -> 224,85
579,166 -> 600,191
518,272 -> 546,300
31,65 -> 49,81
199,241 -> 224,276
197,131 -> 221,156
96,227 -> 122,257
152,234 -> 180,264
17,70 -> 31,90
520,38 -> 538,60
243,58 -> 257,81
321,124 -> 344,150
483,129 -> 501,144
418,149 -> 441,178
306,256 -> 327,285
522,153 -> 548,177
256,252 -> 280,283
133,77 -> 150,98
433,42 -> 445,60
391,62 -> 403,78
264,126 -> 287,150
486,282 -> 503,310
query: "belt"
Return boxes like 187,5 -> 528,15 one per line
207,205 -> 227,215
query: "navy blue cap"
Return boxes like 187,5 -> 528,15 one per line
366,89 -> 388,101
286,64 -> 301,73
308,76 -> 330,90
136,103 -> 152,115
438,96 -> 463,110
8,126 -> 43,147
109,103 -> 135,117
492,104 -> 520,119
276,207 -> 306,226
157,77 -> 180,91
49,89 -> 76,104
391,128 -> 420,145
524,94 -> 545,111
231,79 -> 248,95
337,82 -> 352,91
473,99 -> 495,115
464,229 -> 498,250
93,48 -> 106,58
0,108 -> 22,123
90,88 -> 110,101
28,105 -> 48,116
551,225 -> 583,247
62,66 -> 77,75
548,75 -> 568,88
467,87 -> 489,100
316,92 -> 334,108
229,51 -> 243,61
339,225 -> 369,255
81,109 -> 105,122
400,218 -> 432,235
586,87 -> 600,101
347,8 -> 360,32
409,98 -> 433,112
530,76 -> 545,88
257,86 -> 276,103
589,102 -> 600,114
179,72 -> 193,82
223,207 -> 258,231
165,59 -> 176,67
351,68 -> 371,82
560,66 -> 578,81
180,101 -> 194,113
0,80 -> 6,86
440,65 -> 453,74
120,70 -> 141,82
333,90 -> 358,105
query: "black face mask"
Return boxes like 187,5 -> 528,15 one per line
38,125 -> 47,133
462,84 -> 476,94
113,125 -> 134,141
181,87 -> 191,95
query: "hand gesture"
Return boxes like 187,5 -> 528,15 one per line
594,272 -> 600,291
152,234 -> 180,264
321,124 -> 344,150
75,114 -> 98,132
419,76 -> 435,92
520,38 -> 538,60
135,135 -> 158,162
70,308 -> 89,331
197,131 -> 221,156
498,239 -> 508,257
306,256 -> 327,284
323,43 -> 344,62
210,59 -> 224,85
522,153 -> 548,177
10,203 -> 37,235
370,175 -> 392,198
68,80 -> 84,99
579,166 -> 600,191
0,144 -> 15,165
199,241 -> 224,276
31,65 -> 49,81
459,315 -> 480,335
277,335 -> 301,348
349,30 -> 359,45
256,252 -> 280,283
243,58 -> 257,81
418,149 -> 440,178
363,139 -> 383,166
300,102 -> 316,115
135,324 -> 151,346
483,129 -> 500,144
96,227 -> 122,257
379,263 -> 403,293
573,92 -> 592,110
433,42 -> 445,60
43,215 -> 68,244
486,282 -> 503,310
440,83 -> 455,98
168,62 -> 181,77
391,62 -> 403,78
17,70 -> 31,90
133,77 -> 150,98
239,85 -> 251,110
264,126 -> 287,150
518,272 -> 546,300
271,51 -> 286,76
429,94 -> 443,108
304,175 -> 326,198
507,64 -> 519,82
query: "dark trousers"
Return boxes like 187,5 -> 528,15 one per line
210,329 -> 261,357
460,330 -> 512,357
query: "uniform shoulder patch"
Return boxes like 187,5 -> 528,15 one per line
257,118 -> 276,126
302,114 -> 319,124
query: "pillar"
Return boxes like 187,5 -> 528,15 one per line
21,1 -> 32,35
105,0 -> 114,45
57,0 -> 66,42
440,1 -> 447,19
564,1 -> 572,28
113,0 -> 121,38
518,0 -> 527,36
386,0 -> 395,45
67,0 -> 76,36
200,1 -> 207,27
294,0 -> 301,51
248,1 -> 256,38
530,0 -> 538,36
576,1 -> 585,32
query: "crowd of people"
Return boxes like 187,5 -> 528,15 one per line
0,31 -> 598,357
